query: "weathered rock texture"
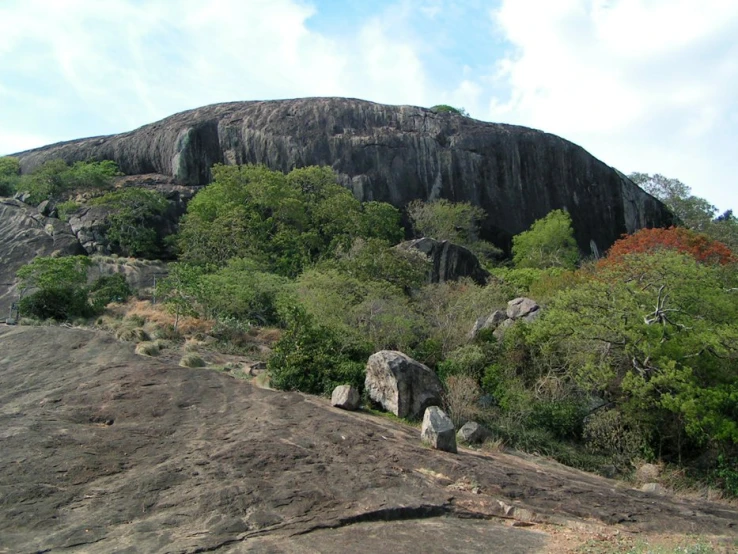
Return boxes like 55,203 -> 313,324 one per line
421,406 -> 458,453
12,97 -> 674,255
331,384 -> 361,411
2,326 -> 738,552
0,199 -> 84,318
457,421 -> 491,445
397,237 -> 489,285
365,350 -> 444,419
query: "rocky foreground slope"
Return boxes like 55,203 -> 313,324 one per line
1,325 -> 736,553
12,98 -> 673,255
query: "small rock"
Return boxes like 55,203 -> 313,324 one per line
456,421 -> 490,445
421,406 -> 457,453
640,482 -> 667,495
331,385 -> 360,411
249,361 -> 267,376
506,297 -> 539,320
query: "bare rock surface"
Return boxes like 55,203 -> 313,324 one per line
12,97 -> 674,255
1,325 -> 737,553
365,350 -> 444,418
0,198 -> 84,319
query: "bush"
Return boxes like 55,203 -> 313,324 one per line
430,105 -> 469,117
19,287 -> 91,321
17,159 -> 118,205
17,256 -> 93,320
0,156 -> 20,196
91,188 -> 169,257
56,200 -> 81,221
88,274 -> 132,311
512,209 -> 579,269
443,375 -> 482,427
268,307 -> 369,396
529,400 -> 587,441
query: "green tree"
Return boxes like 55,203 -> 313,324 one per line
17,159 -> 118,205
177,164 -> 404,275
407,199 -> 501,262
17,256 -> 93,320
512,209 -> 579,269
198,258 -> 289,325
155,263 -> 209,329
527,251 -> 738,458
91,188 -> 169,257
0,156 -> 20,196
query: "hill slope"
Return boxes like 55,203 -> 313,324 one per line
1,325 -> 736,553
12,98 -> 673,254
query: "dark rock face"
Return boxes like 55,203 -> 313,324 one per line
0,199 -> 84,318
397,238 -> 489,285
12,98 -> 674,255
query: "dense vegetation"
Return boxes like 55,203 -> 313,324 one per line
11,160 -> 738,496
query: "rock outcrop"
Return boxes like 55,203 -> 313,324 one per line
0,199 -> 84,318
365,350 -> 444,419
2,325 -> 738,552
12,97 -> 674,255
397,237 -> 489,285
471,297 -> 542,341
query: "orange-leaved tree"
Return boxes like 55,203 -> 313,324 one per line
601,226 -> 736,267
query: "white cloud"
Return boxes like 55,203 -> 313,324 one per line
485,0 -> 738,211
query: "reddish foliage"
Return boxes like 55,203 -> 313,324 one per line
601,227 -> 736,267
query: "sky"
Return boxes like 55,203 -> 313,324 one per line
0,0 -> 736,212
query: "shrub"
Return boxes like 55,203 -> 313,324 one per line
17,159 -> 118,205
56,200 -> 81,221
529,400 -> 587,441
88,274 -> 132,311
91,188 -> 169,257
268,307 -> 369,396
17,256 -> 93,320
430,105 -> 469,116
443,375 -> 482,428
0,156 -> 20,196
512,209 -> 579,269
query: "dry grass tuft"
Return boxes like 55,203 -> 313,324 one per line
135,341 -> 160,357
180,353 -> 206,368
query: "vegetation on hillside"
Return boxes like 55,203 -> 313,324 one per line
13,162 -> 738,497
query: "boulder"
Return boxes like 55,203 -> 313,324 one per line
397,238 -> 489,285
421,407 -> 457,453
331,385 -> 361,411
365,351 -> 443,419
506,297 -> 539,320
470,309 -> 507,339
492,318 -> 515,341
640,483 -> 667,495
12,98 -> 675,257
456,421 -> 490,445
